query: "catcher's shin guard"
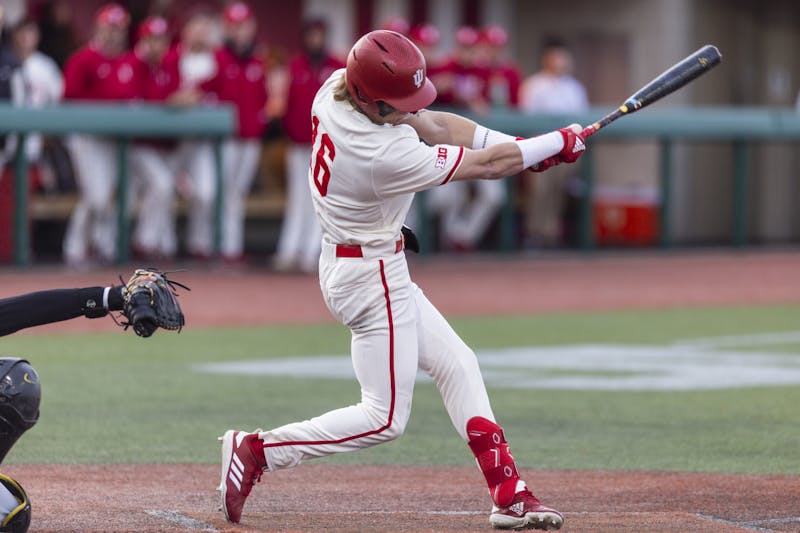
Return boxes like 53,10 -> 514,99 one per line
467,416 -> 520,508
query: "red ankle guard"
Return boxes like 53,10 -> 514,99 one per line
466,416 -> 520,507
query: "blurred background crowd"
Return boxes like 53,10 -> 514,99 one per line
0,0 -> 799,271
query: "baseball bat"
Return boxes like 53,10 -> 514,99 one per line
582,44 -> 722,138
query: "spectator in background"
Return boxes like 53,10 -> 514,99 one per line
167,10 -> 219,259
200,2 -> 267,262
433,25 -> 489,113
36,0 -> 77,69
426,26 -> 505,252
0,6 -> 23,167
10,18 -> 63,163
520,38 -> 588,248
272,18 -> 343,274
380,16 -> 410,35
62,3 -> 131,266
0,5 -> 24,263
477,25 -> 521,108
124,16 -> 183,260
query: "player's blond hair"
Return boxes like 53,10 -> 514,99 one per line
333,76 -> 352,105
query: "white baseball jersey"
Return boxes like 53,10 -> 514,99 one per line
309,69 -> 465,246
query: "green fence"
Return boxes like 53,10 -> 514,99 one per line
0,102 -> 234,265
450,105 -> 800,252
2,103 -> 800,263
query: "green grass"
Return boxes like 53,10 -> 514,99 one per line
1,304 -> 798,475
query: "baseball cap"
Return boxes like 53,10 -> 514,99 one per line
380,17 -> 410,36
138,16 -> 170,39
95,3 -> 130,28
455,25 -> 479,47
223,2 -> 254,24
409,23 -> 440,47
480,25 -> 509,47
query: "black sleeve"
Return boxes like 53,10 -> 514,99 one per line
0,287 -> 116,337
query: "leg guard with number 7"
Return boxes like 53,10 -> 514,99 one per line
467,416 -> 520,508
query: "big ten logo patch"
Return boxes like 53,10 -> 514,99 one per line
435,147 -> 448,169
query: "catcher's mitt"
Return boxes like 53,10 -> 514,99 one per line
121,269 -> 189,338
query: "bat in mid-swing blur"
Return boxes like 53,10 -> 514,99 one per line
581,44 -> 722,138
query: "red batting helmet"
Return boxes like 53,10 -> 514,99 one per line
96,3 -> 130,28
346,30 -> 437,114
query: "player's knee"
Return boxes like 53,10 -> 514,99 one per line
361,401 -> 409,442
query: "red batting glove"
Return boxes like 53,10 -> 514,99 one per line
529,156 -> 561,172
558,126 -> 586,164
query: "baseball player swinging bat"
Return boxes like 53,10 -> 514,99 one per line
582,44 -> 722,138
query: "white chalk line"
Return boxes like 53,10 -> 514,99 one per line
193,330 -> 800,391
694,513 -> 800,533
145,510 -> 218,532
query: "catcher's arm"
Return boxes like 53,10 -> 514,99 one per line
120,269 -> 189,338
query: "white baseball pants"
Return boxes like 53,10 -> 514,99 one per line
129,145 -> 178,256
273,143 -> 322,272
429,179 -> 506,248
221,139 -> 261,258
63,135 -> 119,263
259,241 -> 495,470
173,140 -> 216,256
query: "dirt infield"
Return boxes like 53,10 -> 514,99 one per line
5,464 -> 799,532
3,250 -> 800,531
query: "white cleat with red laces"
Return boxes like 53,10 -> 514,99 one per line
218,429 -> 266,523
489,488 -> 564,530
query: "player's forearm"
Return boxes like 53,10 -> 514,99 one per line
454,132 -> 564,181
0,287 -> 124,337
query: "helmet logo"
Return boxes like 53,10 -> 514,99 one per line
413,68 -> 424,88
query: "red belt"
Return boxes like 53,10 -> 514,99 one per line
335,238 -> 404,258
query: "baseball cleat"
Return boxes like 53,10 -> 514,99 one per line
489,489 -> 563,530
218,429 -> 266,523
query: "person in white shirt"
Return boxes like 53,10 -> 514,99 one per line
218,29 -> 587,530
520,38 -> 589,247
11,18 -> 63,160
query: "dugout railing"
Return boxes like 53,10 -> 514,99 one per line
427,106 -> 800,254
0,102 -> 234,265
2,104 -> 799,264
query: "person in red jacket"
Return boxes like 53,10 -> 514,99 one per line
272,18 -> 343,273
123,16 -> 184,260
201,2 -> 268,262
476,25 -> 521,108
61,3 -> 130,265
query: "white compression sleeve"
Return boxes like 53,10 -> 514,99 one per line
472,125 -> 517,149
514,131 -> 564,169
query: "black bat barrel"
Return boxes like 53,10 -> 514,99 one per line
623,44 -> 722,112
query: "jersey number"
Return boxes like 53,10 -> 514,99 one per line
311,115 -> 336,197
